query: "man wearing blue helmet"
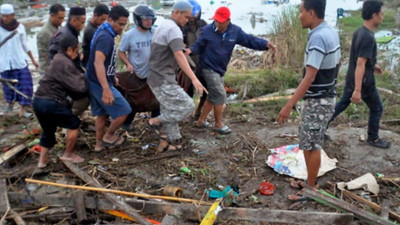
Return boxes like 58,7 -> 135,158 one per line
118,4 -> 159,131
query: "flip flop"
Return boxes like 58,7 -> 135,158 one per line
194,121 -> 211,128
37,162 -> 47,169
93,147 -> 105,152
146,120 -> 167,140
102,135 -> 127,149
157,143 -> 182,154
290,178 -> 306,189
288,191 -> 310,202
59,155 -> 84,163
213,125 -> 232,134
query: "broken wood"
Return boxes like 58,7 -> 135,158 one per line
72,190 -> 87,223
302,186 -> 397,225
327,182 -> 400,223
131,151 -> 181,164
0,144 -> 26,166
237,178 -> 259,202
25,178 -> 212,205
229,88 -> 295,104
8,192 -> 354,224
380,199 -> 390,219
0,179 -> 8,213
161,215 -> 177,225
8,210 -> 26,225
61,160 -> 152,225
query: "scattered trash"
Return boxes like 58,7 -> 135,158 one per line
141,143 -> 157,150
27,138 -> 40,148
266,144 -> 338,180
112,158 -> 119,162
192,149 -> 205,155
258,182 -> 275,195
180,166 -> 191,174
200,200 -> 222,225
359,134 -> 366,142
29,144 -> 41,154
207,186 -> 239,199
163,186 -> 183,197
250,195 -> 258,203
376,173 -> 384,178
337,173 -> 380,195
37,206 -> 49,213
22,125 -> 31,135
101,209 -> 161,224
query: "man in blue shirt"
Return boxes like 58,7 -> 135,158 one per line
86,5 -> 131,151
187,6 -> 275,134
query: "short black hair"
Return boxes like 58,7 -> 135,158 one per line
94,4 -> 109,16
362,0 -> 383,20
60,35 -> 78,53
49,3 -> 65,15
109,5 -> 129,21
303,0 -> 326,19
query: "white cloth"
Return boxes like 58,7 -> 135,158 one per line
0,24 -> 29,72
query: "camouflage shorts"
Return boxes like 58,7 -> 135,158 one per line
299,97 -> 335,151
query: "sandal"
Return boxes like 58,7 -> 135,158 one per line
213,125 -> 232,135
37,162 -> 47,169
194,121 -> 211,128
290,178 -> 306,189
146,120 -> 166,140
59,154 -> 84,163
102,135 -> 127,148
288,191 -> 310,202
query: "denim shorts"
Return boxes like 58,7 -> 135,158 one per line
87,79 -> 132,119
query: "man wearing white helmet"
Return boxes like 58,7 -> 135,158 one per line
118,4 -> 159,131
146,0 -> 207,153
0,4 -> 38,118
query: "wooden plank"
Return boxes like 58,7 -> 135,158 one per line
61,161 -> 152,225
0,179 -> 8,213
9,209 -> 26,225
72,190 -> 87,222
161,215 -> 178,225
302,186 -> 397,225
380,200 -> 390,219
327,182 -> 400,223
0,144 -> 26,165
8,192 -> 354,224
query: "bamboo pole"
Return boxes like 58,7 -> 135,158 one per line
25,178 -> 212,205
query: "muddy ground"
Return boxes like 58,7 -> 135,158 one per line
0,68 -> 399,224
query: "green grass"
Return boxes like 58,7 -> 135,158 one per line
339,9 -> 396,34
225,68 -> 300,99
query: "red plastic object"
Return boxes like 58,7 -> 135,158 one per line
30,145 -> 41,154
259,182 -> 275,195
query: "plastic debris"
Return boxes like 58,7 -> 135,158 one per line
266,144 -> 337,179
27,138 -> 40,148
207,186 -> 239,199
258,182 -> 275,195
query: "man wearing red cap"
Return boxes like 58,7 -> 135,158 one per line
187,6 -> 275,134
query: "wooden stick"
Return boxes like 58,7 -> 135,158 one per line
302,186 -> 397,225
25,178 -> 211,205
60,161 -> 152,225
327,182 -> 400,223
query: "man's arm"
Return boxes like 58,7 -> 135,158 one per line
277,66 -> 318,124
174,50 -> 207,96
94,50 -> 114,105
351,57 -> 367,104
117,50 -> 133,73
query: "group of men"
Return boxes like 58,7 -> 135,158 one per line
0,0 -> 391,201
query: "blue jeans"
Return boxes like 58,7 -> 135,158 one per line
329,83 -> 383,140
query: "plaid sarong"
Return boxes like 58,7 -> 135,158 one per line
1,66 -> 33,106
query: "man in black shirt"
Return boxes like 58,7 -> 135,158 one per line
328,0 -> 390,149
82,4 -> 109,67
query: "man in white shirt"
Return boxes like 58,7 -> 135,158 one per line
0,4 -> 38,117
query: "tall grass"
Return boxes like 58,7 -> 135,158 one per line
267,6 -> 308,70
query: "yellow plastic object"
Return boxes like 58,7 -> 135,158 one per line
200,200 -> 222,225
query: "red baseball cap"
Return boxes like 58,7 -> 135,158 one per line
212,6 -> 230,23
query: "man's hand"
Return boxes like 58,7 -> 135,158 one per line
184,48 -> 192,56
351,90 -> 361,104
32,60 -> 39,72
127,64 -> 134,73
267,41 -> 276,51
277,104 -> 292,124
102,88 -> 114,105
192,79 -> 207,97
374,65 -> 383,75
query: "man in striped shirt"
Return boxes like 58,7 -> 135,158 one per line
277,0 -> 340,200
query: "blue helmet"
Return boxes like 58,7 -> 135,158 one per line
188,0 -> 201,20
133,5 -> 156,30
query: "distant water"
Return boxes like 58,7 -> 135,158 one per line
24,0 -> 363,58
